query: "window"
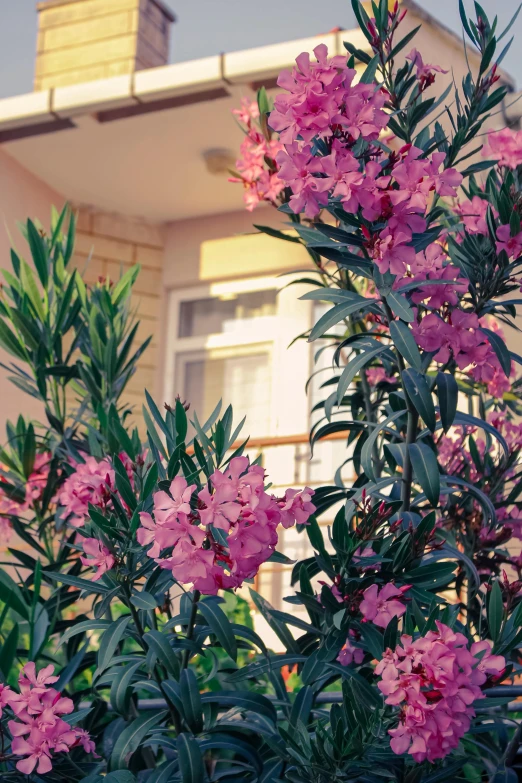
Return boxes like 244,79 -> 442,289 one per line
164,277 -> 311,444
164,278 -> 346,620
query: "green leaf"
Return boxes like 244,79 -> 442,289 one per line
177,733 -> 205,783
337,345 -> 388,404
403,369 -> 436,432
47,571 -> 111,594
130,590 -> 158,610
387,291 -> 414,322
359,54 -> 379,83
436,372 -> 458,432
198,598 -> 238,661
179,668 -> 204,733
144,629 -> 180,678
253,225 -> 300,243
361,411 -> 405,482
0,623 -> 18,678
289,685 -> 314,727
110,661 -> 143,716
389,320 -> 422,369
26,219 -> 49,287
110,711 -> 168,770
200,690 -> 277,723
481,327 -> 512,377
0,570 -> 29,619
309,295 -> 374,341
96,616 -> 131,678
57,619 -> 111,647
0,320 -> 27,361
249,589 -> 299,653
409,443 -> 440,507
459,0 -> 476,43
488,580 -> 503,643
147,761 -> 179,783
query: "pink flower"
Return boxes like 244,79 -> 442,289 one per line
455,195 -> 490,236
198,484 -> 241,531
360,583 -> 407,628
19,662 -> 58,691
483,127 -> 522,169
12,733 -> 53,775
375,622 -> 506,763
279,487 -> 316,528
162,538 -> 215,583
496,224 -> 522,259
153,476 -> 196,525
56,455 -> 115,527
406,48 -> 448,89
138,459 -> 313,593
80,538 -> 115,581
337,638 -> 364,666
4,663 -> 95,774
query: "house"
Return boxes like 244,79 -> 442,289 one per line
0,0 -> 518,618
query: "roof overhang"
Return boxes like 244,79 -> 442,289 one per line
0,1 -> 507,224
0,29 -> 364,223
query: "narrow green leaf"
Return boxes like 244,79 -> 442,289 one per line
389,320 -> 422,369
488,580 -> 503,643
403,369 -> 436,432
110,711 -> 167,770
198,599 -> 238,661
144,629 -> 180,677
179,669 -> 204,733
436,372 -> 458,432
96,616 -> 131,678
177,733 -> 205,783
409,443 -> 440,506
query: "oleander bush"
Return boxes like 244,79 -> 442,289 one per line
2,1 -> 522,781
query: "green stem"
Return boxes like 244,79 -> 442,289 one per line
182,590 -> 201,670
124,582 -> 183,734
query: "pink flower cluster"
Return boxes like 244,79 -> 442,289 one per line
376,622 -> 505,763
230,98 -> 284,211
1,663 -> 95,774
0,452 -> 52,543
360,583 -> 408,629
137,457 -> 315,594
412,310 -> 510,395
80,537 -> 115,580
57,453 -> 133,527
483,127 -> 522,170
270,44 -> 388,218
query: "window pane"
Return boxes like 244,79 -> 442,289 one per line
179,350 -> 272,437
178,289 -> 277,338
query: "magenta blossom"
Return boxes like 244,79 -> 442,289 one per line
3,663 -> 95,774
80,538 -> 115,581
375,622 -> 505,763
360,583 -> 408,628
137,457 -> 315,593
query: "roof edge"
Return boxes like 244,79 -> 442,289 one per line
36,0 -> 176,23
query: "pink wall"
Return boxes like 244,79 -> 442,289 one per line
0,148 -> 65,430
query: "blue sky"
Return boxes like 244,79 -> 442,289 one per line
1,0 -> 521,98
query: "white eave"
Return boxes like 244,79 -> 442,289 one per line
0,29 -> 358,141
0,6 -> 511,223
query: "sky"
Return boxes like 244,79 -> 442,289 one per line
0,0 -> 521,99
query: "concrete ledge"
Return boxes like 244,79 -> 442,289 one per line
53,73 -> 137,117
0,90 -> 53,130
134,56 -> 224,102
223,32 -> 346,84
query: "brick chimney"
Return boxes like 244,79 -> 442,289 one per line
35,0 -> 176,91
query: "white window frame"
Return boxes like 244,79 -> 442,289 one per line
163,275 -> 311,440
